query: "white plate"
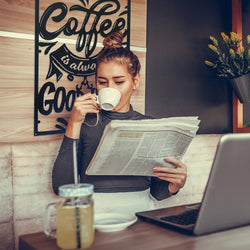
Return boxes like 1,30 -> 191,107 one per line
94,213 -> 137,232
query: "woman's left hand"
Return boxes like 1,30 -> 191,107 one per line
153,157 -> 187,194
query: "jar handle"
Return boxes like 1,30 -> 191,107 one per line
43,202 -> 57,238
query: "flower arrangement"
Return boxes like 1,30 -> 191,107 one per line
205,32 -> 250,79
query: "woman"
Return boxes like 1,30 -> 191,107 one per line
52,31 -> 187,215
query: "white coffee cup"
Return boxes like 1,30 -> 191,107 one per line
96,88 -> 121,111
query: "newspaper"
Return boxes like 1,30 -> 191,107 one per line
86,116 -> 200,176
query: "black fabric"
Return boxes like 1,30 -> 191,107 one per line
52,106 -> 173,200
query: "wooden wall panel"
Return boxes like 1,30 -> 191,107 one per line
0,0 -> 35,33
0,0 -> 147,143
0,0 -> 146,47
130,0 -> 147,48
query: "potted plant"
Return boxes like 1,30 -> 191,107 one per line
205,32 -> 250,103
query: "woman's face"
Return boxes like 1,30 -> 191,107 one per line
96,61 -> 140,112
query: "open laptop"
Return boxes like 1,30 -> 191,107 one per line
136,133 -> 250,235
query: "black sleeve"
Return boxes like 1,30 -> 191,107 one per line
52,136 -> 80,195
150,177 -> 177,201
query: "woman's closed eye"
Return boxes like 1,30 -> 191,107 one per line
98,81 -> 107,85
115,81 -> 124,84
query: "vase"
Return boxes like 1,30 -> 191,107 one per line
229,73 -> 250,103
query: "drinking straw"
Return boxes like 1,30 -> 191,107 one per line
76,205 -> 81,249
73,140 -> 78,185
73,140 -> 81,248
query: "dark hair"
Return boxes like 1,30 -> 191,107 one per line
96,31 -> 141,77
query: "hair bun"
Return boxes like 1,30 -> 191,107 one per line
103,31 -> 124,48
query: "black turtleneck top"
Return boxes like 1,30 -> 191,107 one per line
52,107 -> 172,200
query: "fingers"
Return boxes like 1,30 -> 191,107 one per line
76,93 -> 98,108
153,171 -> 186,184
164,157 -> 187,169
69,93 -> 99,123
153,158 -> 186,173
75,92 -> 97,102
152,158 -> 187,192
154,174 -> 186,187
74,93 -> 98,110
74,99 -> 99,115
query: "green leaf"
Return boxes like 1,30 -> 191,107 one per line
243,122 -> 250,128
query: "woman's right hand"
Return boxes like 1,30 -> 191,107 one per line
65,93 -> 99,138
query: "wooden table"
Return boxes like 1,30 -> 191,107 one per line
19,220 -> 250,250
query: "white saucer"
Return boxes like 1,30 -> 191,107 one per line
94,213 -> 137,232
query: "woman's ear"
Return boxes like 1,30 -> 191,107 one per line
133,73 -> 140,90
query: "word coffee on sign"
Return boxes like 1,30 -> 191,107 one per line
39,1 -> 127,55
34,0 -> 130,136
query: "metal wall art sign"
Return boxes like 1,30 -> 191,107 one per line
34,0 -> 130,136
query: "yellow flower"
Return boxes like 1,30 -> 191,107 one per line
208,44 -> 219,54
206,32 -> 250,78
221,32 -> 230,43
209,36 -> 218,46
229,48 -> 235,58
247,35 -> 250,45
205,60 -> 214,66
230,32 -> 239,43
239,45 -> 244,54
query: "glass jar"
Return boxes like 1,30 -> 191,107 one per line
44,183 -> 94,249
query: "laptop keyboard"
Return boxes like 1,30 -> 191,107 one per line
160,209 -> 199,226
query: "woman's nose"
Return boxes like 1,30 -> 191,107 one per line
107,82 -> 115,88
